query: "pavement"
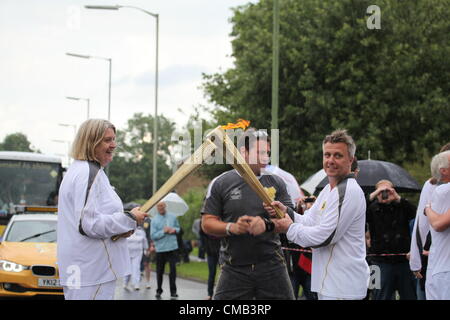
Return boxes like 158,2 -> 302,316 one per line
114,270 -> 208,300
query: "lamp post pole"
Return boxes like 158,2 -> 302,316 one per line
271,0 -> 280,167
66,53 -> 111,121
66,96 -> 90,119
107,58 -> 112,121
85,5 -> 159,194
52,139 -> 71,166
153,14 -> 159,195
58,123 -> 77,138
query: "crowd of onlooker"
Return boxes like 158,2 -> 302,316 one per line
122,141 -> 450,301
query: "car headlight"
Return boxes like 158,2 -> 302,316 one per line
0,260 -> 30,272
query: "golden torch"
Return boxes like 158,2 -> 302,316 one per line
111,138 -> 218,241
207,123 -> 285,219
112,119 -> 283,241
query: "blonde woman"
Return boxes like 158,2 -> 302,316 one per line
57,119 -> 147,300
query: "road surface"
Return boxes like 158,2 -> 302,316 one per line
114,271 -> 208,300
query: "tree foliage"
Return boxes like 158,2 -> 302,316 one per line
178,187 -> 207,241
109,113 -> 176,202
0,133 -> 35,152
202,0 -> 450,183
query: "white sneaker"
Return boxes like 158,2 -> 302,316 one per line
134,285 -> 140,291
124,284 -> 131,291
146,282 -> 151,289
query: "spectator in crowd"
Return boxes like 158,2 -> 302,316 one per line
289,196 -> 317,300
183,239 -> 193,263
264,164 -> 304,205
124,202 -> 154,290
408,144 -> 450,300
263,164 -> 305,298
124,226 -> 148,290
366,179 -> 417,300
150,201 -> 180,299
199,219 -> 221,300
176,226 -> 189,264
192,218 -> 206,261
424,150 -> 450,300
141,216 -> 155,289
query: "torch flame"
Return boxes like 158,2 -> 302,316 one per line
221,119 -> 251,130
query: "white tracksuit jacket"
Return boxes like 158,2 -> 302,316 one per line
287,177 -> 370,299
57,160 -> 136,287
409,180 -> 436,272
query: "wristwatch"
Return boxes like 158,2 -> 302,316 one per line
225,222 -> 234,236
262,217 -> 275,233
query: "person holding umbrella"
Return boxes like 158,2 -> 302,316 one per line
366,179 -> 417,300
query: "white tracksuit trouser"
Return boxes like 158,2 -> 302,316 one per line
63,280 -> 116,300
125,254 -> 142,288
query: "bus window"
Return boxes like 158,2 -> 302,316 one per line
0,152 -> 63,213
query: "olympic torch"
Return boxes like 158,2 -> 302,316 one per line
111,138 -> 218,241
206,125 -> 285,219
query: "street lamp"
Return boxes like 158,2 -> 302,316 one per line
85,4 -> 159,194
52,139 -> 71,166
58,123 -> 77,138
66,96 -> 90,119
66,52 -> 112,121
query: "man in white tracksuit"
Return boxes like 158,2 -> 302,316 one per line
264,129 -> 370,299
409,144 -> 450,300
409,156 -> 443,298
125,227 -> 149,290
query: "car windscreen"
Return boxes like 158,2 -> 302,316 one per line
5,220 -> 57,243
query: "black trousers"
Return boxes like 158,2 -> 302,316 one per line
213,257 -> 295,300
156,250 -> 178,294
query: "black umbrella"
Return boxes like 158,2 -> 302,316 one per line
315,160 -> 422,194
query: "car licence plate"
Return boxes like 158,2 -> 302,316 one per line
38,278 -> 61,288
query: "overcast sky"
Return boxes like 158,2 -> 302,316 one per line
0,0 -> 255,165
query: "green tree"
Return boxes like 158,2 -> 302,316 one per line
202,0 -> 450,183
178,187 -> 207,241
109,113 -> 176,202
0,133 -> 34,152
181,106 -> 232,180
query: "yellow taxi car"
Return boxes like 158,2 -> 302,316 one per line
0,211 -> 63,298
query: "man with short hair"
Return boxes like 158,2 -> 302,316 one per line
201,128 -> 295,300
150,201 -> 180,299
424,150 -> 450,300
408,143 -> 450,300
266,129 -> 370,300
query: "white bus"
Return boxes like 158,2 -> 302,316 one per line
0,151 -> 64,233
